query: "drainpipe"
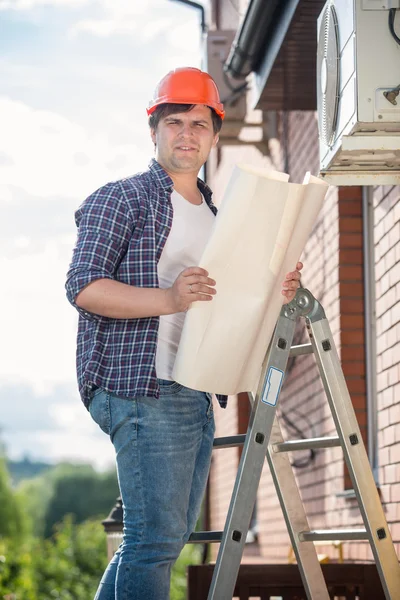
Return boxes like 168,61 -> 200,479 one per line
224,0 -> 281,78
362,186 -> 378,482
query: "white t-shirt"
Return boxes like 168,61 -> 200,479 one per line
156,189 -> 215,380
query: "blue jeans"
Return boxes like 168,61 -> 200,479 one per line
89,380 -> 215,600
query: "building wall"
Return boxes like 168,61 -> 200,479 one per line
207,0 -> 400,567
374,185 -> 400,544
207,109 -> 400,563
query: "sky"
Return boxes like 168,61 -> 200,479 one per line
0,0 -> 206,470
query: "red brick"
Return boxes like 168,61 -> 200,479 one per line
340,233 -> 363,248
340,282 -> 364,297
351,395 -> 367,411
338,202 -> 362,216
341,314 -> 365,329
339,265 -> 363,281
340,298 -> 365,313
339,218 -> 363,233
338,187 -> 363,202
341,329 -> 365,345
341,345 -> 366,361
346,378 -> 366,394
343,361 -> 366,376
339,248 -> 363,264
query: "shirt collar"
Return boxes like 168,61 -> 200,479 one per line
148,158 -> 214,204
148,158 -> 174,191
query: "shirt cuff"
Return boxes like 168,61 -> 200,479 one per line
66,271 -> 113,321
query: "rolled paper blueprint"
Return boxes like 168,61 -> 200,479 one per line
172,164 -> 329,395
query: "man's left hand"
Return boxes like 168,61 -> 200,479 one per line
281,261 -> 303,304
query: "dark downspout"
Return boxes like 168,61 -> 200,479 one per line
224,0 -> 281,78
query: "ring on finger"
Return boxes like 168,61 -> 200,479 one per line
189,284 -> 193,293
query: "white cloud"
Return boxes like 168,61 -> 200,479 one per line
0,0 -> 88,9
73,15 -> 171,39
0,239 -> 77,392
5,430 -> 114,469
0,0 -> 204,467
0,382 -> 115,469
70,0 -> 203,46
0,96 -> 152,198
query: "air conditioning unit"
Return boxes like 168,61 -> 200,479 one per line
317,0 -> 400,185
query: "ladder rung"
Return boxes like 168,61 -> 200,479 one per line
289,343 -> 313,356
188,531 -> 223,543
213,434 -> 246,449
299,529 -> 368,542
273,436 -> 341,452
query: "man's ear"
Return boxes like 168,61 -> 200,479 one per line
150,128 -> 157,146
212,134 -> 219,147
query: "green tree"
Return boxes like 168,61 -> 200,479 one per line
17,472 -> 54,537
17,463 -> 119,538
0,537 -> 36,600
43,465 -> 118,537
0,517 -> 108,600
33,516 -> 108,600
0,457 -> 28,539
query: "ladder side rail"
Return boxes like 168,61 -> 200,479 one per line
307,316 -> 400,600
267,415 -> 331,600
207,311 -> 297,600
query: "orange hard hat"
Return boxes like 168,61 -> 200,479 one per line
147,67 -> 225,119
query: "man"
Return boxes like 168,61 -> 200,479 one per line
66,67 -> 302,600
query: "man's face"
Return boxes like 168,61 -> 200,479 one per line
150,105 -> 219,175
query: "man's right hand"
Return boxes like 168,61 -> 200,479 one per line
165,267 -> 217,313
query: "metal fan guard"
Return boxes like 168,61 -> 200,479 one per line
317,3 -> 340,147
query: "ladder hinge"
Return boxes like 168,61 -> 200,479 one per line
349,434 -> 359,445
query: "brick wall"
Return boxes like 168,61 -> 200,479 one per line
206,0 -> 400,571
257,111 -> 345,562
207,106 -> 400,563
374,185 -> 400,548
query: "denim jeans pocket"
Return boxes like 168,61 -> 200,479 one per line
89,389 -> 111,435
158,379 -> 183,395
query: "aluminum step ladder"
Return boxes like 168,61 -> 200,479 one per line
189,288 -> 400,600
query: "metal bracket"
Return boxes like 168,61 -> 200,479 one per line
281,288 -> 326,323
383,84 -> 400,106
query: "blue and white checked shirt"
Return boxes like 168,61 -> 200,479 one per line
66,159 -> 228,410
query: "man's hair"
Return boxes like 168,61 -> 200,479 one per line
148,103 -> 223,134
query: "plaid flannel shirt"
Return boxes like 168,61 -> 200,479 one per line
66,158 -> 228,409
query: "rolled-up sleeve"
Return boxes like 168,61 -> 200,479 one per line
65,182 -> 135,321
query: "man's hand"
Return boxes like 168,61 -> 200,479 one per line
165,267 -> 216,313
281,261 -> 303,304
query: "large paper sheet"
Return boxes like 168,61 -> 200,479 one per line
172,164 -> 329,395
